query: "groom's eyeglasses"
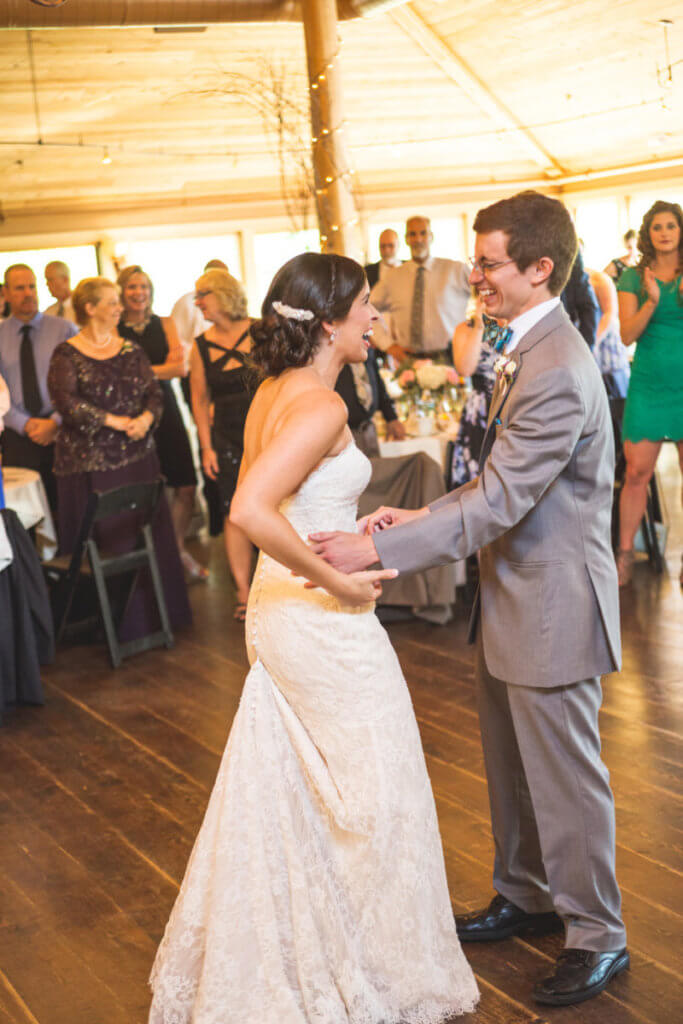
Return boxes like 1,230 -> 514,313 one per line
468,258 -> 515,275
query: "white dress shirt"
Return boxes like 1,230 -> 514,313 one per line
370,257 -> 470,354
44,296 -> 77,323
505,297 -> 561,354
0,371 -> 9,432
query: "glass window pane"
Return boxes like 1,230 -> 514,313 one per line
252,230 -> 320,312
117,235 -> 242,316
1,245 -> 98,311
574,199 -> 621,272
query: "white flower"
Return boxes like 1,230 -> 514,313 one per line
416,363 -> 449,390
272,300 -> 314,321
493,355 -> 516,380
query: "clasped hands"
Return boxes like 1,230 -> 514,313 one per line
306,504 -> 428,576
106,411 -> 154,440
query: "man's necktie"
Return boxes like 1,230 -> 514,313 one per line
351,363 -> 374,411
482,314 -> 513,353
409,265 -> 426,351
56,302 -> 64,317
20,323 -> 42,417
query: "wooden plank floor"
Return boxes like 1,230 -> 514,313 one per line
1,445 -> 681,1023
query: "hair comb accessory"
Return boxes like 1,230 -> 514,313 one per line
272,300 -> 314,321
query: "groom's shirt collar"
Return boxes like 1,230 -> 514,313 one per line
504,297 -> 560,354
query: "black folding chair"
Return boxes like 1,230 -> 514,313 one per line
43,480 -> 174,667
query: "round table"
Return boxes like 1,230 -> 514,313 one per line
1,466 -> 57,558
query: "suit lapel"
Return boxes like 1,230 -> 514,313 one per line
478,304 -> 568,473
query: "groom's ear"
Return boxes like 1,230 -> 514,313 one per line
531,256 -> 554,286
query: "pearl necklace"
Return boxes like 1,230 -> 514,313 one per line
83,329 -> 117,349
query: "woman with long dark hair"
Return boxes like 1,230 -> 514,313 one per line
148,252 -> 479,1024
616,201 -> 683,585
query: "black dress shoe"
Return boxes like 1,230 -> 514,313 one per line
455,893 -> 563,942
533,947 -> 630,1005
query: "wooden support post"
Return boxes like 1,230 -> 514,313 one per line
301,0 -> 361,260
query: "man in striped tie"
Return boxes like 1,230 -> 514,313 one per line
370,216 -> 470,362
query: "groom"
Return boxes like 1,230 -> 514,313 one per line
310,191 -> 628,1006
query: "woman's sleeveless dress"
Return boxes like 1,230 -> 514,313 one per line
195,331 -> 253,514
149,441 -> 479,1024
118,314 -> 197,488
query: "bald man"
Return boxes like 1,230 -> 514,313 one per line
44,260 -> 76,323
364,229 -> 401,289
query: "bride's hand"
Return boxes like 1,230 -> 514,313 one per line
363,506 -> 428,534
331,568 -> 399,606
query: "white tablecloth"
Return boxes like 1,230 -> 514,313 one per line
377,431 -> 465,586
2,466 -> 57,559
379,431 -> 453,469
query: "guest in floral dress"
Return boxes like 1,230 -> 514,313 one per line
449,299 -> 498,487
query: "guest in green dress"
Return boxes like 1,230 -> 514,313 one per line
616,201 -> 683,586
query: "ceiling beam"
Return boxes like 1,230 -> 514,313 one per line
390,5 -> 566,177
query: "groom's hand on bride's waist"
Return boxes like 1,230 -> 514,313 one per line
307,531 -> 380,574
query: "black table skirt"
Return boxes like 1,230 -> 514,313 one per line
0,508 -> 53,717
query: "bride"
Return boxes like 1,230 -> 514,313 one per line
148,252 -> 479,1023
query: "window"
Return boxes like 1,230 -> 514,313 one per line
252,229 -> 320,312
117,234 -> 242,316
0,245 -> 98,311
573,199 -> 621,272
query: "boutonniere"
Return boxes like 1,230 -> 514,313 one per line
493,355 -> 517,396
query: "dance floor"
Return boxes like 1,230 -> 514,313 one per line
0,446 -> 681,1023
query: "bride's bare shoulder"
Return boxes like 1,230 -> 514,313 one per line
245,369 -> 347,462
251,368 -> 344,422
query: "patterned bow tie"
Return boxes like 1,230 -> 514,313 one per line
482,315 -> 512,353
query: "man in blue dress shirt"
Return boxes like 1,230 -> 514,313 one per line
0,264 -> 77,512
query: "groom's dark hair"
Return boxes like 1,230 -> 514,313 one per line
473,191 -> 577,295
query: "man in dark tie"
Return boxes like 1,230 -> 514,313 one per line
0,264 -> 78,512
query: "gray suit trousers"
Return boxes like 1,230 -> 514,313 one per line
476,633 -> 626,951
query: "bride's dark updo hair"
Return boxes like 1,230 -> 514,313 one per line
250,252 -> 366,377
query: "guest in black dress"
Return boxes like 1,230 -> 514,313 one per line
117,266 -> 206,582
48,277 -> 191,642
190,269 -> 254,620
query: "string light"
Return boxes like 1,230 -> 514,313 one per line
308,48 -> 341,92
307,40 -> 362,248
102,147 -> 111,165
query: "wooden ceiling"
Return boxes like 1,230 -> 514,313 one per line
1,0 -> 683,237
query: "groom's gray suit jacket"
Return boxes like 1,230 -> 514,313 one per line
375,303 -> 621,688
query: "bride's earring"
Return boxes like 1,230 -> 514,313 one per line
330,331 -> 337,343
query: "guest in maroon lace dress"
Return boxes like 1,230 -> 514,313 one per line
117,265 -> 206,581
191,269 -> 254,620
47,277 -> 191,641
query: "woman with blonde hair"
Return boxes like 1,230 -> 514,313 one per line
48,276 -> 191,639
117,265 -> 205,581
190,269 -> 254,619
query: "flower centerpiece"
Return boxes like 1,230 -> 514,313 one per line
380,357 -> 464,433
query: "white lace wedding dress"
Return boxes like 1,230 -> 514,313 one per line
148,441 -> 479,1024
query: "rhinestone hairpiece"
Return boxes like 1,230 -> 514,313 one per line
272,300 -> 315,322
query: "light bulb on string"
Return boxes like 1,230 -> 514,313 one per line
102,147 -> 112,165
